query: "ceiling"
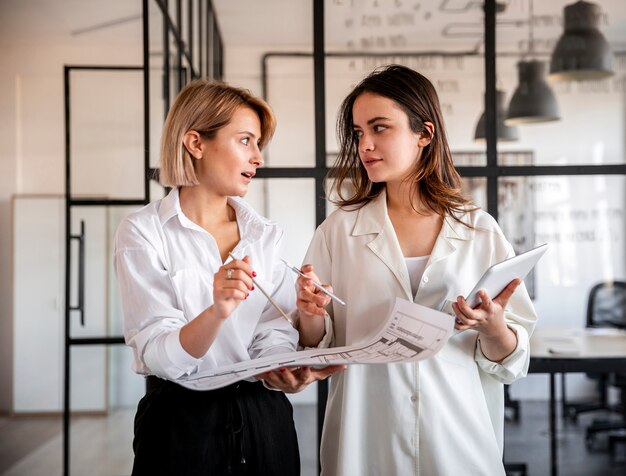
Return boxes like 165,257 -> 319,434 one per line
1,0 -> 625,55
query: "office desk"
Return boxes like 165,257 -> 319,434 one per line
529,327 -> 626,476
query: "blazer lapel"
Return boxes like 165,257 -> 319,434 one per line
352,194 -> 476,302
352,191 -> 413,301
428,213 -> 475,266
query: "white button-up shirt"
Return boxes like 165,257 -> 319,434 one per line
113,188 -> 299,390
306,190 -> 537,476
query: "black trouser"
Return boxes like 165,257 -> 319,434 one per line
131,376 -> 300,476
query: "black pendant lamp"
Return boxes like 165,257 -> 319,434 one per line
474,90 -> 519,142
505,60 -> 560,125
505,0 -> 560,125
550,1 -> 614,81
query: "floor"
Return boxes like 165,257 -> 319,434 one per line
1,401 -> 624,476
503,402 -> 626,476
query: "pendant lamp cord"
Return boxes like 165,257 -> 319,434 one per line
528,0 -> 535,57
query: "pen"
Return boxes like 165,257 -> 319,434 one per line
227,252 -> 294,325
280,258 -> 346,306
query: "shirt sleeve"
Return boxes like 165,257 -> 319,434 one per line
114,220 -> 201,380
299,225 -> 336,348
288,309 -> 334,350
248,230 -> 300,359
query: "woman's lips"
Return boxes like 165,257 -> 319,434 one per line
362,157 -> 383,167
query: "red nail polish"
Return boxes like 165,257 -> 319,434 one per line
252,271 -> 257,277
279,367 -> 286,373
251,285 -> 255,291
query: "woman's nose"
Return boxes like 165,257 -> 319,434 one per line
251,146 -> 264,167
359,134 -> 374,153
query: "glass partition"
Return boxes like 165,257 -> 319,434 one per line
247,178 -> 317,266
265,57 -> 316,167
523,174 -> 626,325
496,0 -> 626,166
70,70 -> 144,199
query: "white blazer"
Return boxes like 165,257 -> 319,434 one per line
305,190 -> 537,476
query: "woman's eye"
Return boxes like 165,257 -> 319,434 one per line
354,130 -> 363,138
241,137 -> 250,145
374,125 -> 386,132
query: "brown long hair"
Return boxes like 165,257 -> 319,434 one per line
159,79 -> 276,187
330,64 -> 474,220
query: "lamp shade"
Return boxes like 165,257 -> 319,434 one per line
474,90 -> 519,142
549,0 -> 614,81
505,60 -> 560,125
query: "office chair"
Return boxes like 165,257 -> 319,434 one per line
579,281 -> 626,458
562,281 -> 626,423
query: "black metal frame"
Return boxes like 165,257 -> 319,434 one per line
62,64 -> 145,476
62,1 -> 222,474
260,2 -> 626,209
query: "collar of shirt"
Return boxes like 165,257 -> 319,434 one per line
157,187 -> 270,250
352,188 -> 474,242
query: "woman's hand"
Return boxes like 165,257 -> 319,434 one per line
257,365 -> 346,393
213,256 -> 255,320
296,264 -> 331,347
452,278 -> 521,362
180,256 -> 255,358
296,264 -> 332,318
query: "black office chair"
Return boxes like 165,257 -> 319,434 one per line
562,281 -> 626,424
578,281 -> 626,457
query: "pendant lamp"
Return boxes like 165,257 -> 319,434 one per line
505,0 -> 560,125
505,60 -> 560,125
474,90 -> 519,142
550,1 -> 614,81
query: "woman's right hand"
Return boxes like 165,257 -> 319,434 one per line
296,264 -> 332,348
296,264 -> 332,319
213,256 -> 255,320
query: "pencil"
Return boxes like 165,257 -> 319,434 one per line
227,252 -> 294,325
280,258 -> 346,306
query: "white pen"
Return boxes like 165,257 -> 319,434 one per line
227,252 -> 294,325
280,258 -> 346,306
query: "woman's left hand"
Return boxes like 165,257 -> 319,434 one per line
256,365 -> 346,393
452,278 -> 521,336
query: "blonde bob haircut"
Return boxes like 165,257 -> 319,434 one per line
159,79 -> 276,187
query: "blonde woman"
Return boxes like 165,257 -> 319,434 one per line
114,79 -> 341,475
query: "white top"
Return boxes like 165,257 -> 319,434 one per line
404,255 -> 429,298
304,190 -> 537,476
113,188 -> 300,390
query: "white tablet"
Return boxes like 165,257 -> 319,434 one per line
464,243 -> 549,308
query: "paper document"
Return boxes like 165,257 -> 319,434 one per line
179,298 -> 455,390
